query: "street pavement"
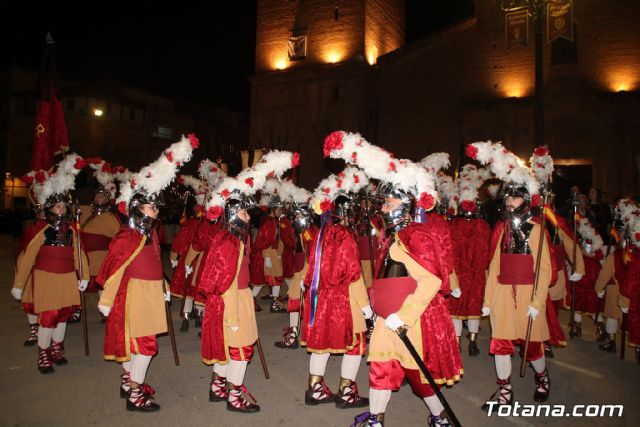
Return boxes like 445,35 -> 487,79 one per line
1,233 -> 639,427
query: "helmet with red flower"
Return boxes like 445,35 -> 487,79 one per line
310,166 -> 369,225
420,152 -> 455,216
455,164 -> 491,217
323,131 -> 438,230
577,218 -> 604,258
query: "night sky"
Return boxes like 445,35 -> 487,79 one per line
3,1 -> 474,112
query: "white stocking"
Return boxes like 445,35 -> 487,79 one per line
309,353 -> 330,376
213,362 -> 228,378
271,285 -> 281,298
130,354 -> 152,385
122,360 -> 132,372
495,354 -> 511,379
340,354 -> 362,381
252,285 -> 263,297
574,312 -> 582,322
37,327 -> 53,349
530,357 -> 546,374
183,297 -> 194,314
369,388 -> 391,414
290,312 -> 300,328
52,322 -> 67,343
452,318 -> 462,337
27,313 -> 38,324
195,305 -> 204,316
424,395 -> 445,416
468,319 -> 480,334
606,317 -> 619,334
227,360 -> 248,386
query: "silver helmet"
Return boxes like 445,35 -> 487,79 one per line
128,191 -> 160,237
376,182 -> 412,230
291,203 -> 313,234
224,191 -> 255,236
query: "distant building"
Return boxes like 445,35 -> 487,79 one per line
251,0 -> 640,199
0,65 -> 248,210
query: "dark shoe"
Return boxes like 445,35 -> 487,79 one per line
23,324 -> 38,346
569,321 -> 582,338
428,414 -> 451,427
533,369 -> 550,403
274,327 -> 299,349
481,377 -> 513,411
209,373 -> 228,402
253,298 -> 263,312
335,379 -> 369,409
595,322 -> 606,342
270,300 -> 286,313
544,343 -> 555,359
598,339 -> 616,353
305,377 -> 334,405
227,384 -> 260,413
37,347 -> 54,374
195,313 -> 202,328
468,334 -> 480,357
352,412 -> 384,427
50,341 -> 68,366
180,318 -> 189,333
126,384 -> 160,412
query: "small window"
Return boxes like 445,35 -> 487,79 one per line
153,126 -> 173,139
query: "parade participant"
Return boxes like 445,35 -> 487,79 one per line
199,150 -> 298,413
300,166 -> 372,409
97,134 -> 199,412
17,204 -> 46,346
83,160 -> 124,303
595,199 -> 636,352
326,132 -> 462,427
467,141 -> 553,406
448,164 -> 492,356
618,201 -> 640,363
169,174 -> 207,332
11,154 -> 89,373
568,218 -> 604,338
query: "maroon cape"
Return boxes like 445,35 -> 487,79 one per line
169,217 -> 200,297
620,249 -> 640,346
250,216 -> 278,284
301,223 -> 361,352
280,217 -> 297,278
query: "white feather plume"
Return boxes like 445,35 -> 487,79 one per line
577,218 -> 603,257
26,153 -> 85,205
310,166 -> 369,215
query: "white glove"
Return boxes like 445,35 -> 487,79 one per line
362,305 -> 373,320
384,313 -> 404,331
264,257 -> 272,269
482,306 -> 491,317
569,272 -> 583,282
228,326 -> 239,333
98,304 -> 111,317
170,259 -> 178,269
299,280 -> 305,292
185,265 -> 193,277
164,291 -> 171,302
10,287 -> 23,301
527,305 -> 540,321
451,288 -> 462,298
597,290 -> 605,299
78,279 -> 89,292
620,306 -> 629,314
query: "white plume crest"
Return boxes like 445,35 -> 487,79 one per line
577,218 -> 603,256
311,166 -> 369,215
88,159 -> 116,198
420,152 -> 450,174
27,153 -> 85,205
529,146 -> 554,186
198,159 -> 226,189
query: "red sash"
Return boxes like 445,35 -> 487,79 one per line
552,244 -> 565,271
124,245 -> 163,280
34,246 -> 75,274
358,236 -> 372,260
237,254 -> 250,290
498,253 -> 535,285
84,233 -> 112,252
370,276 -> 418,318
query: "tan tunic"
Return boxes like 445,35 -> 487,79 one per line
82,212 -> 121,276
263,240 -> 284,277
288,262 -> 307,302
368,242 -> 443,372
595,252 -> 622,321
98,237 -> 167,338
549,227 -> 585,302
224,242 -> 258,348
13,226 -> 89,313
483,222 -> 552,342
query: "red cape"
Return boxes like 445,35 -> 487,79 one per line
280,217 -> 297,278
171,217 -> 200,256
250,216 -> 278,283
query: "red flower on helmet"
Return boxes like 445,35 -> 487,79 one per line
417,193 -> 435,211
88,157 -> 102,164
354,175 -> 360,184
206,205 -> 223,221
320,199 -> 333,212
461,200 -> 477,213
323,131 -> 344,157
447,207 -> 456,216
292,152 -> 300,167
23,175 -> 33,185
211,166 -> 218,172
165,151 -> 173,162
389,162 -> 397,172
351,152 -> 357,161
74,157 -> 87,169
245,177 -> 254,187
337,179 -> 343,188
102,162 -> 113,173
35,171 -> 46,183
534,146 -> 548,157
118,166 -> 126,174
221,189 -> 230,199
117,201 -> 127,215
531,194 -> 541,207
188,133 -> 199,149
465,145 -> 478,159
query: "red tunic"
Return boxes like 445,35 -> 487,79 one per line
280,217 -> 297,279
188,220 -> 223,303
169,217 -> 200,298
250,216 -> 279,285
620,250 -> 640,346
570,255 -> 603,315
448,217 -> 491,318
301,223 -> 362,352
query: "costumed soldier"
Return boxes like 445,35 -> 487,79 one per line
468,141 -> 553,407
11,154 -> 89,373
326,132 -> 462,427
618,201 -> 640,363
199,150 -> 298,413
301,166 -> 372,409
97,135 -> 199,412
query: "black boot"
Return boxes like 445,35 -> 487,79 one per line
544,342 -> 555,358
270,299 -> 286,313
533,369 -> 550,402
227,384 -> 260,413
335,378 -> 369,409
468,333 -> 480,357
126,384 -> 160,412
598,334 -> 616,353
274,326 -> 299,349
305,375 -> 334,405
24,323 -> 38,346
50,341 -> 68,366
37,347 -> 55,374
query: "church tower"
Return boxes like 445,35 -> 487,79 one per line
251,0 -> 405,187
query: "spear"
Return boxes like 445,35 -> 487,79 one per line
75,200 -> 89,356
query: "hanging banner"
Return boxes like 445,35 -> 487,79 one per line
547,0 -> 573,44
505,8 -> 530,52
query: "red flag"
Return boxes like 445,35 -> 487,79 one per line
31,34 -> 69,171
